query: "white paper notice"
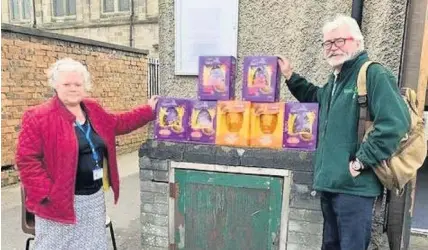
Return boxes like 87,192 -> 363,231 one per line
175,0 -> 239,75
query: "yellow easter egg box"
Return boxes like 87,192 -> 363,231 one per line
250,102 -> 285,148
215,101 -> 251,147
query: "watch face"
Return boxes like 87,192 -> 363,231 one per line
352,162 -> 361,170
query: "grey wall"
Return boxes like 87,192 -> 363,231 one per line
139,140 -> 320,250
159,0 -> 407,99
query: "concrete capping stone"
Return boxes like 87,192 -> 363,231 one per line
39,17 -> 159,31
139,140 -> 186,161
139,139 -> 315,173
1,23 -> 149,55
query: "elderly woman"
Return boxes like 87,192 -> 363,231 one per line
15,58 -> 158,249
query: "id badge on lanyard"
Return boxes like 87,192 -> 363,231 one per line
75,121 -> 103,181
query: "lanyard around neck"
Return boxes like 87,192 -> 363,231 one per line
75,121 -> 101,168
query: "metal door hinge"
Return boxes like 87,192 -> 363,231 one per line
169,182 -> 178,199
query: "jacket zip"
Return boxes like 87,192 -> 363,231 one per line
72,121 -> 79,223
316,77 -> 338,183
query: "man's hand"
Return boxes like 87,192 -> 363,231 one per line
148,95 -> 160,110
349,160 -> 363,177
278,56 -> 294,80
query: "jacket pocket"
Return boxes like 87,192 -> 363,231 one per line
345,163 -> 359,185
327,149 -> 356,190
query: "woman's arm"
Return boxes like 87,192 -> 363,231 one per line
15,111 -> 53,204
111,104 -> 156,135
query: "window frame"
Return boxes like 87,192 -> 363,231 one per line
9,0 -> 33,23
51,0 -> 77,19
101,0 -> 131,15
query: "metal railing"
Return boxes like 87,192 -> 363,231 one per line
148,58 -> 160,98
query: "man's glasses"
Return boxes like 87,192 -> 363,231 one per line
321,38 -> 354,50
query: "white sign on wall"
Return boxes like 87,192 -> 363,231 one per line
174,0 -> 239,75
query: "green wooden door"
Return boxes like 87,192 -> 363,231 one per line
174,169 -> 283,250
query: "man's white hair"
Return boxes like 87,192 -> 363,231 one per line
322,14 -> 365,51
48,58 -> 92,91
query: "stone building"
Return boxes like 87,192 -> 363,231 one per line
1,0 -> 159,57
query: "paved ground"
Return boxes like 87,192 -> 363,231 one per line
1,150 -> 427,250
410,233 -> 428,250
1,151 -> 141,250
413,166 -> 428,230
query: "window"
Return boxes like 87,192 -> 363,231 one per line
9,0 -> 32,21
53,0 -> 76,17
103,0 -> 130,13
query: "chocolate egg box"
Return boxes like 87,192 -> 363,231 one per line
155,98 -> 190,142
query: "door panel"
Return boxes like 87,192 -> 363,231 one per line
174,169 -> 283,250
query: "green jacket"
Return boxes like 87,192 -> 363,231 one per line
287,52 -> 410,197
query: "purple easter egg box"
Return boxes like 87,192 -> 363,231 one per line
198,56 -> 236,101
242,56 -> 281,102
154,98 -> 190,142
188,101 -> 217,143
283,103 -> 319,150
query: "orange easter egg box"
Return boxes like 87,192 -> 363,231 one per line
250,102 -> 285,148
215,101 -> 251,147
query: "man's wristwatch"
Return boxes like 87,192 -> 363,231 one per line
352,159 -> 365,171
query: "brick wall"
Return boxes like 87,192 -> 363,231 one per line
1,24 -> 150,172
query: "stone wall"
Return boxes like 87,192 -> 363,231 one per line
1,0 -> 159,57
138,140 -> 428,250
159,0 -> 407,99
1,24 -> 149,173
139,140 -> 320,250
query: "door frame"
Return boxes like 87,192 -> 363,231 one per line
387,0 -> 428,249
168,161 -> 292,250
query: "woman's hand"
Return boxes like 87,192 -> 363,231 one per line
148,95 -> 160,110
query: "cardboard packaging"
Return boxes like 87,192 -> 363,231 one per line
154,98 -> 190,142
242,56 -> 281,102
188,101 -> 217,143
283,103 -> 319,150
198,56 -> 236,101
215,101 -> 251,147
250,102 -> 285,148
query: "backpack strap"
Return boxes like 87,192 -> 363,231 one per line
357,61 -> 375,144
357,61 -> 393,232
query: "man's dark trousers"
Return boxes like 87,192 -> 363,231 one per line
320,191 -> 376,250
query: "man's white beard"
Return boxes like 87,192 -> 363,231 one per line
327,49 -> 363,68
326,53 -> 353,68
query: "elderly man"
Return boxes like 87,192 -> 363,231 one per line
278,15 -> 410,250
